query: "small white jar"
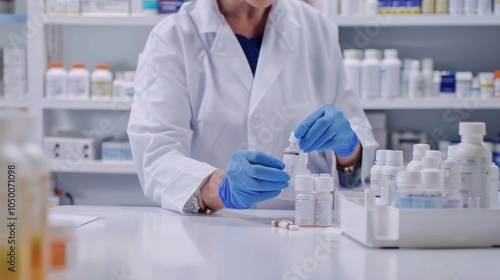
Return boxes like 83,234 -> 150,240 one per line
45,61 -> 67,99
91,64 -> 113,100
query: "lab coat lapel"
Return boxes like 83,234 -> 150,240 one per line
249,0 -> 300,114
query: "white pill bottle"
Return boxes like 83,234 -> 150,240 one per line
454,122 -> 490,208
295,175 -> 315,227
91,64 -> 113,100
314,176 -> 333,227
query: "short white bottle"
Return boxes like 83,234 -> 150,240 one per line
422,58 -> 435,97
361,49 -> 381,99
425,150 -> 444,165
380,150 -> 406,206
370,150 -> 388,205
449,0 -> 464,14
91,64 -> 113,100
380,49 -> 402,99
295,175 -> 315,227
407,144 -> 431,172
421,169 -> 442,209
477,0 -> 493,14
454,122 -> 490,208
66,62 -> 90,100
343,49 -> 362,98
401,59 -> 413,97
464,0 -> 478,13
121,71 -> 136,100
45,61 -> 67,99
408,60 -> 424,98
441,146 -> 462,208
112,72 -> 125,99
395,171 -> 421,209
314,176 -> 333,227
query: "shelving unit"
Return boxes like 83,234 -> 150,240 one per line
42,99 -> 133,110
46,15 -> 169,26
49,159 -> 136,174
360,98 -> 500,110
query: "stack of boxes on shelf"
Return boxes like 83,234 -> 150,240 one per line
45,0 -> 188,16
2,47 -> 26,99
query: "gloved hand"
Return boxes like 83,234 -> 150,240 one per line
295,104 -> 359,157
218,151 -> 290,209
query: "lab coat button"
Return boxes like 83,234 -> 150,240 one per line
251,115 -> 262,126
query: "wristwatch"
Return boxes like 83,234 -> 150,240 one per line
186,187 -> 212,214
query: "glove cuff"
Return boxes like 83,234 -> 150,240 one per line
334,134 -> 360,158
218,176 -> 247,209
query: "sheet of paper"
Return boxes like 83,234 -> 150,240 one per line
48,213 -> 99,228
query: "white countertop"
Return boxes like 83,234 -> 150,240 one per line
49,206 -> 500,280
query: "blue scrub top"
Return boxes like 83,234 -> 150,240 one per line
235,34 -> 264,76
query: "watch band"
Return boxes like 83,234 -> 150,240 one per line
186,186 -> 213,214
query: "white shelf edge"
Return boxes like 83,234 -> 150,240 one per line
0,98 -> 29,108
361,98 -> 500,110
42,99 -> 133,110
49,160 -> 137,174
45,15 -> 169,26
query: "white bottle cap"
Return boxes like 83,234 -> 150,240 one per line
295,175 -> 315,192
364,49 -> 379,59
386,150 -> 403,163
456,72 -> 473,81
397,171 -> 421,187
344,49 -> 359,59
413,144 -> 430,160
315,176 -> 334,192
289,132 -> 300,144
425,150 -> 442,161
411,60 -> 421,72
375,150 -> 388,162
421,169 -> 441,189
459,122 -> 486,136
320,173 -> 331,177
422,156 -> 440,169
384,49 -> 398,59
447,145 -> 456,158
422,58 -> 433,72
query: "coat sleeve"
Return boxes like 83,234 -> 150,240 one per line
128,26 -> 217,214
328,22 -> 379,187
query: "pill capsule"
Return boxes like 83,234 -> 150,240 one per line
289,225 -> 300,231
272,220 -> 280,227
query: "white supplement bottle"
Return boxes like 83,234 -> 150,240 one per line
280,132 -> 305,200
477,0 -> 493,14
421,170 -> 442,209
295,175 -> 315,227
370,150 -> 388,205
380,150 -> 405,206
402,59 -> 413,97
121,71 -> 136,100
441,146 -> 462,208
478,72 -> 494,99
396,171 -> 421,209
455,72 -> 473,99
464,0 -> 478,14
449,0 -> 464,14
91,64 -> 113,100
361,49 -> 381,99
495,71 -> 500,98
67,62 -> 90,100
422,58 -> 435,97
343,49 -> 362,98
408,60 -> 424,98
112,72 -> 125,99
433,71 -> 442,96
380,49 -> 402,99
422,0 -> 436,13
455,122 -> 490,208
407,144 -> 431,172
314,176 -> 333,227
45,61 -> 67,99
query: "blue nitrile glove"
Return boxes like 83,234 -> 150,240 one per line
295,104 -> 359,157
218,151 -> 291,209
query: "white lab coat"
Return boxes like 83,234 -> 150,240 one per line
128,0 -> 379,213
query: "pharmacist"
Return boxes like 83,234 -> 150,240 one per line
128,0 -> 378,214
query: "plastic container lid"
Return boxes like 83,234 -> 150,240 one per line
459,122 -> 486,136
447,145 -> 456,158
384,49 -> 398,59
397,171 -> 421,187
478,72 -> 494,82
364,49 -> 379,59
295,175 -> 314,192
425,150 -> 442,161
315,176 -> 334,192
344,49 -> 359,59
320,173 -> 331,177
95,64 -> 109,70
71,62 -> 86,69
289,132 -> 300,144
422,156 -> 440,169
386,150 -> 403,163
422,58 -> 433,71
421,169 -> 441,188
49,61 -> 64,68
413,144 -> 430,159
456,72 -> 473,81
48,220 -> 75,239
411,60 -> 420,72
375,150 -> 388,162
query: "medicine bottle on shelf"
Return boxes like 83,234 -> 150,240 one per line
45,61 -> 67,99
380,49 -> 402,99
361,49 -> 381,99
455,122 -> 490,208
380,150 -> 405,206
279,132 -> 308,201
314,176 -> 333,227
408,60 -> 424,98
91,64 -> 113,100
407,144 -> 430,172
370,150 -> 388,205
121,71 -> 136,100
295,175 -> 315,227
494,71 -> 500,98
343,49 -> 361,98
441,146 -> 462,208
67,62 -> 90,100
396,171 -> 421,209
422,58 -> 434,97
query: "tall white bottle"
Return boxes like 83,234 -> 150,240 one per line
408,60 -> 424,98
344,49 -> 362,98
361,49 -> 381,99
370,150 -> 388,205
380,150 -> 406,206
454,122 -> 490,208
380,49 -> 402,99
441,146 -> 462,208
407,144 -> 431,172
280,132 -> 304,201
422,58 -> 435,97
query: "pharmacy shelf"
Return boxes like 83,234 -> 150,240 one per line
0,98 -> 29,109
45,15 -> 169,26
332,15 -> 500,27
43,99 -> 132,110
0,14 -> 27,23
49,159 -> 136,174
360,98 -> 500,110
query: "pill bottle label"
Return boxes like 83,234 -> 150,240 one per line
46,76 -> 65,98
314,198 -> 332,227
457,157 -> 489,208
51,239 -> 76,269
424,195 -> 441,209
396,192 -> 413,209
67,77 -> 88,98
91,82 -> 112,98
295,196 -> 314,226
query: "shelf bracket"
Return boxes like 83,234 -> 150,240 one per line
47,25 -> 59,62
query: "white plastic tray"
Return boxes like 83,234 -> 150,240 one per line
340,192 -> 500,248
